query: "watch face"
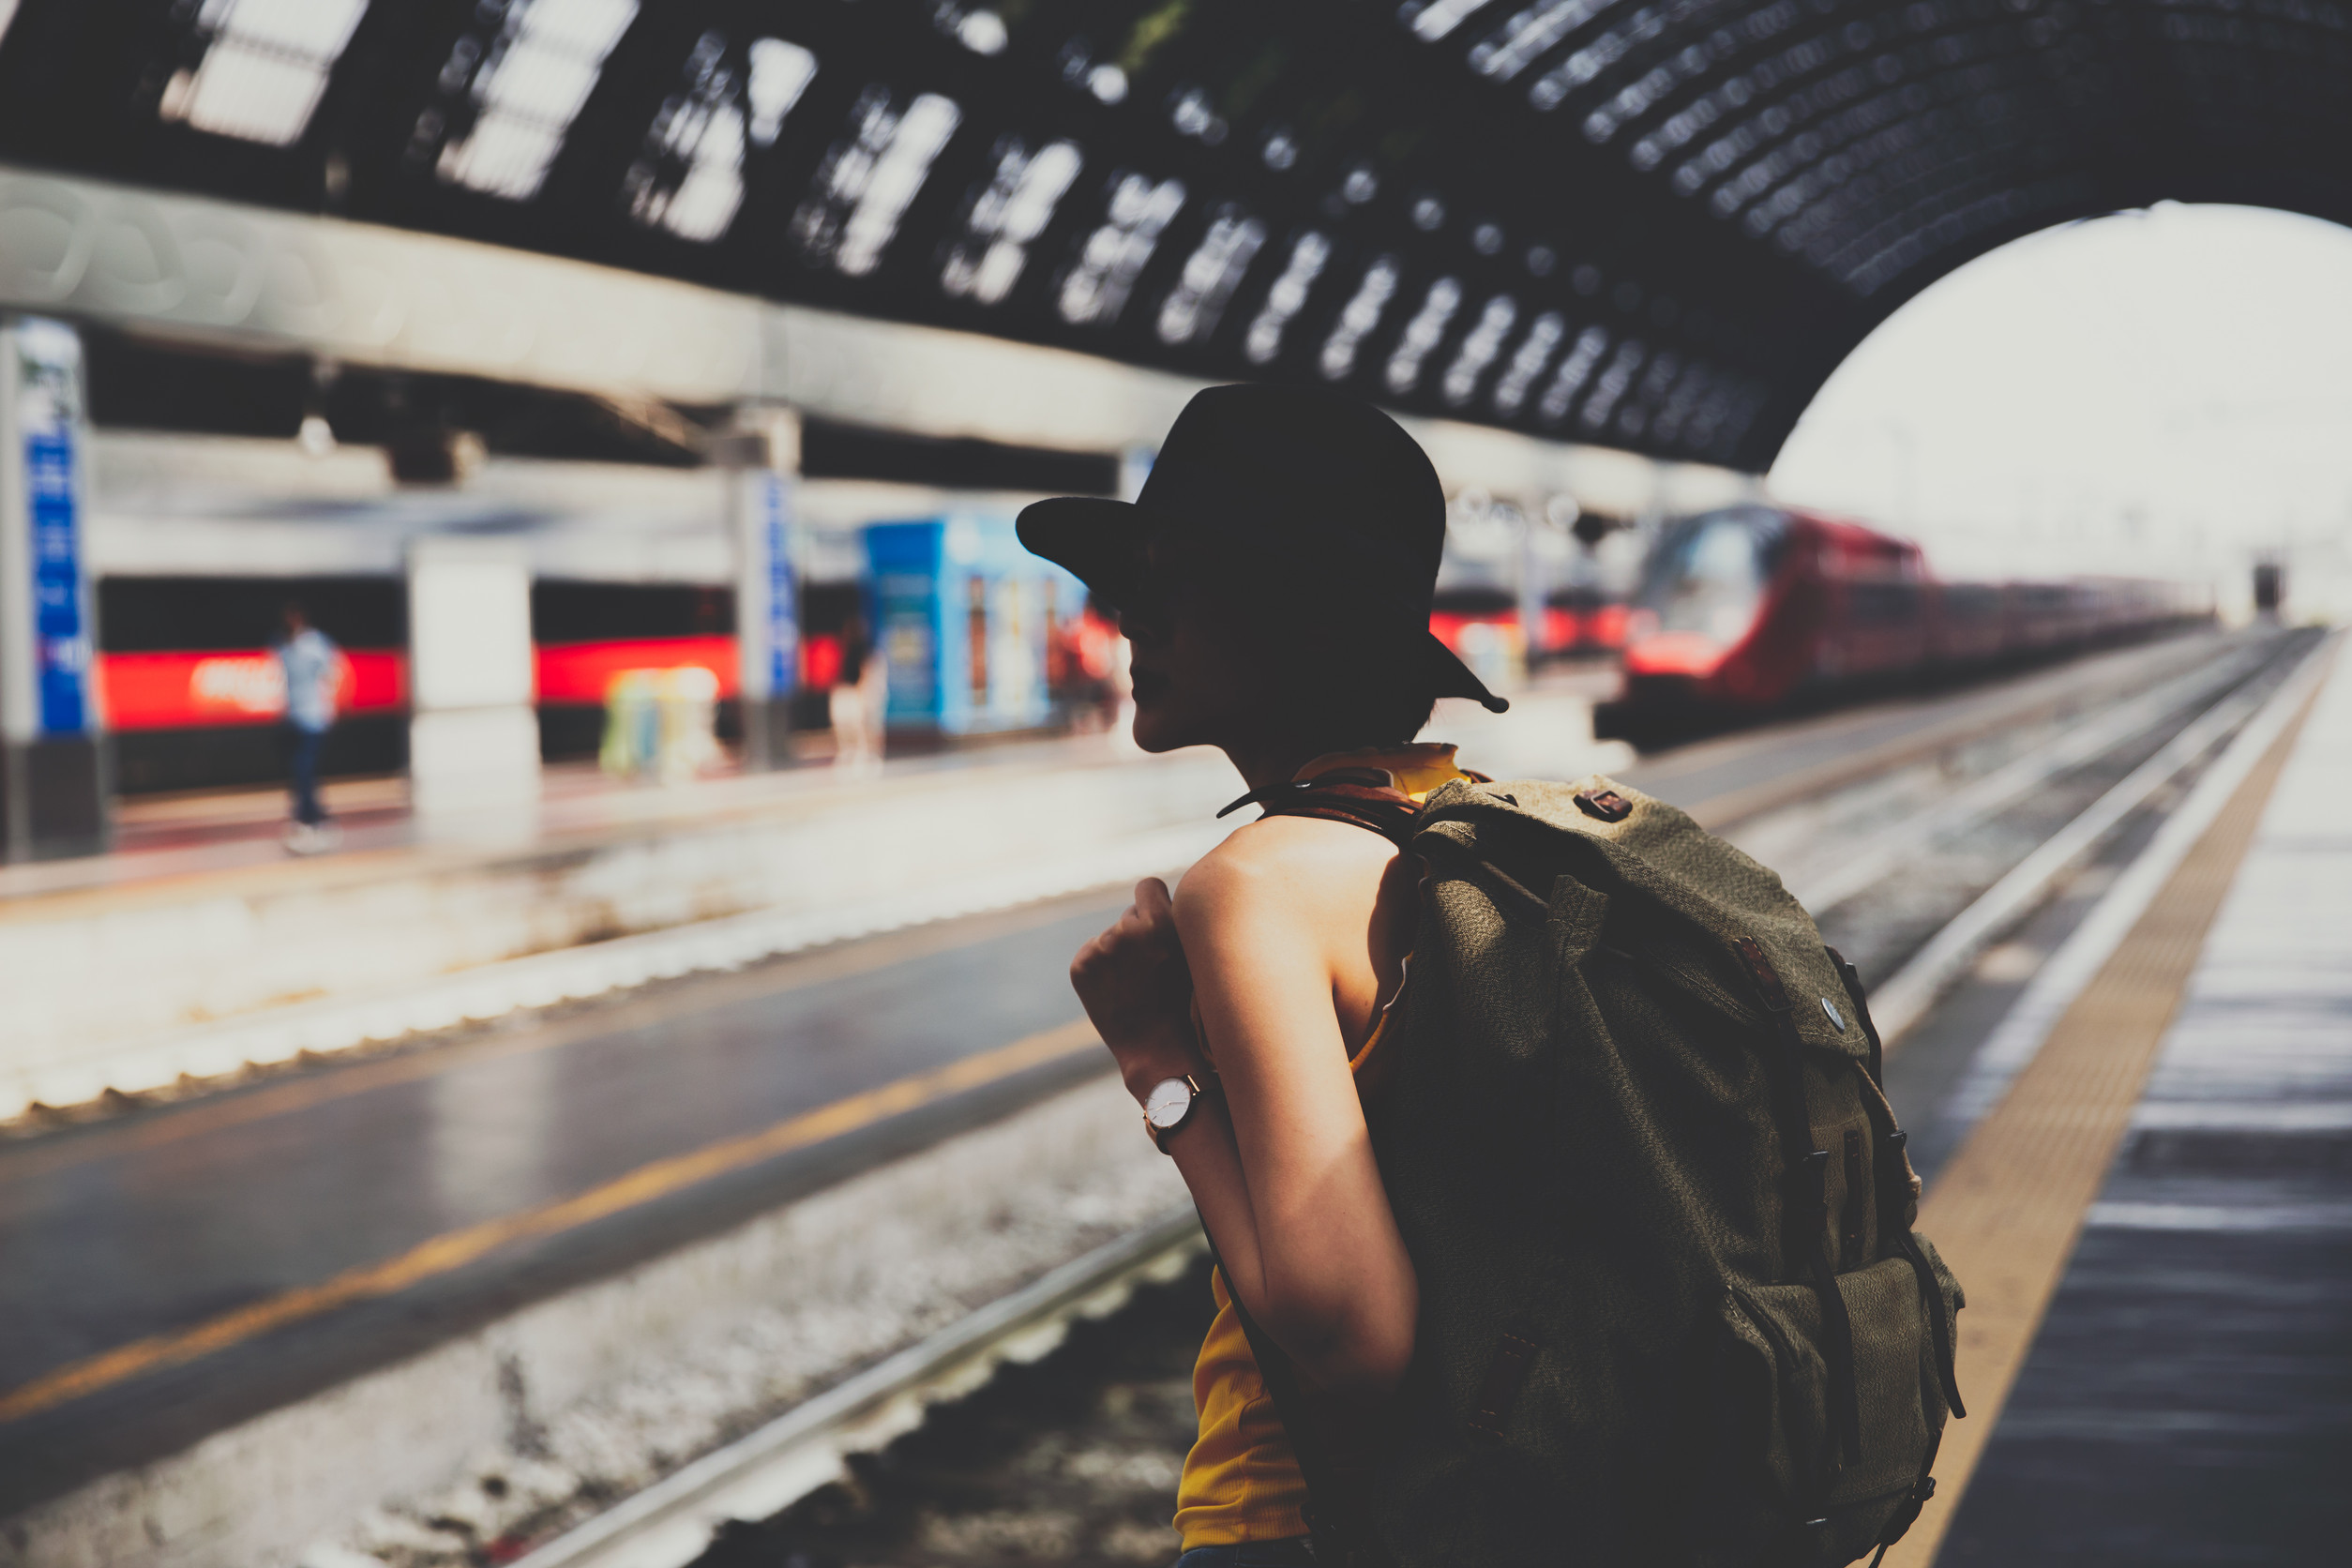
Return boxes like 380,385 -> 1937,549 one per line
1144,1077 -> 1193,1129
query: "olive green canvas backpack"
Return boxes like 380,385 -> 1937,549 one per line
1228,771 -> 1966,1568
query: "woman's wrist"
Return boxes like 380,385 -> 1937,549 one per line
1105,1018 -> 1206,1102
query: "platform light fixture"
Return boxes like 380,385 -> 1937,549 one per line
156,0 -> 370,147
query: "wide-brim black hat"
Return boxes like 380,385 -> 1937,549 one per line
1016,384 -> 1507,714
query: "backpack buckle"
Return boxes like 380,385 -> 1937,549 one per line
1574,787 -> 1632,822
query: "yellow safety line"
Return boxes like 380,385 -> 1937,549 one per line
0,1018 -> 1101,1425
1880,668 -> 2327,1567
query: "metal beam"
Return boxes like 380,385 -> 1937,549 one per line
0,165 -> 1750,509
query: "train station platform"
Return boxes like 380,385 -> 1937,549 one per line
1881,635 -> 2347,1566
0,640 -> 2233,1129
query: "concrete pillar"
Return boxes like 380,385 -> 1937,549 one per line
720,408 -> 802,771
406,535 -> 538,831
0,317 -> 107,860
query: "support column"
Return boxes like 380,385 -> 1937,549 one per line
406,535 -> 538,833
721,408 -> 802,771
0,317 -> 107,860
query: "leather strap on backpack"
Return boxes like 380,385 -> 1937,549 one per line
1824,946 -> 1885,1089
1730,938 -> 1864,1474
1218,768 -> 1424,847
1830,958 -> 1966,1422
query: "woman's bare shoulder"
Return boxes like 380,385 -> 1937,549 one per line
1176,816 -> 1394,937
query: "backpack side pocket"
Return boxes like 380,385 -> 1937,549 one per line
1730,1253 -> 1947,1565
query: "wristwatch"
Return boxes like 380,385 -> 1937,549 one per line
1141,1073 -> 1212,1153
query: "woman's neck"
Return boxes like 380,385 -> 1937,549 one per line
1220,731 -> 1403,796
1220,736 -> 1317,797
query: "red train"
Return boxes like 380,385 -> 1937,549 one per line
1598,505 -> 2209,732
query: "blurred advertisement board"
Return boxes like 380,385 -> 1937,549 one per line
862,515 -> 1080,734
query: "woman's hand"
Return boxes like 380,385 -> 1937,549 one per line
1070,878 -> 1201,1094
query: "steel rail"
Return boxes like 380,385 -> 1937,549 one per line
1785,636 -> 2282,914
1672,632 -> 2242,832
1868,630 -> 2332,1045
510,1209 -> 1206,1568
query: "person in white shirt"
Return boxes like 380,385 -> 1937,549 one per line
275,601 -> 343,853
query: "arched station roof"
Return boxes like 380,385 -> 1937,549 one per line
0,0 -> 2344,473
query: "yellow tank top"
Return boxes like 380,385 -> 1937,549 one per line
1172,743 -> 1472,1548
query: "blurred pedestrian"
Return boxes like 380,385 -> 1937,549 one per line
275,600 -> 344,853
830,612 -> 886,774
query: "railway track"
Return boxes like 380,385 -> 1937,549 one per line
505,627 -> 2325,1568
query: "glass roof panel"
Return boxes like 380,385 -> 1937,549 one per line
1243,230 -> 1333,365
1537,324 -> 1611,424
1489,309 -> 1566,416
1058,172 -> 1187,325
156,0 -> 371,148
1440,293 -> 1518,404
1319,255 -> 1404,382
837,93 -> 963,277
1157,206 -> 1270,344
1384,275 -> 1464,394
438,0 -> 641,201
943,138 -> 1086,306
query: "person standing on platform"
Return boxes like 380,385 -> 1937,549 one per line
830,611 -> 886,775
1018,387 -> 1509,1565
1018,386 -> 1961,1568
275,600 -> 343,853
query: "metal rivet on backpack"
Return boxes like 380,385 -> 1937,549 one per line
1820,997 -> 1846,1032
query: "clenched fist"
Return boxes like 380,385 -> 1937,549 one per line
1070,878 -> 1202,1094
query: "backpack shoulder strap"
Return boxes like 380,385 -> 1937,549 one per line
1216,767 -> 1423,848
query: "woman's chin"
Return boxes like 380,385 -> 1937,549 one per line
1127,704 -> 1186,753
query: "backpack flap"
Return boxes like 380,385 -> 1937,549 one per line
1413,776 -> 1871,1064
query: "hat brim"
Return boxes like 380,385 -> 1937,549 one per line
1016,496 -> 1510,716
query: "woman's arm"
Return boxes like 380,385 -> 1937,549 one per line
1071,867 -> 1417,1399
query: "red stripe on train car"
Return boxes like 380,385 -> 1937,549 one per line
98,650 -> 408,731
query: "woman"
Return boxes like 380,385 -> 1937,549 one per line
1018,385 -> 1508,1566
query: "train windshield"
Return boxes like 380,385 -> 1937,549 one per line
1636,506 -> 1787,643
